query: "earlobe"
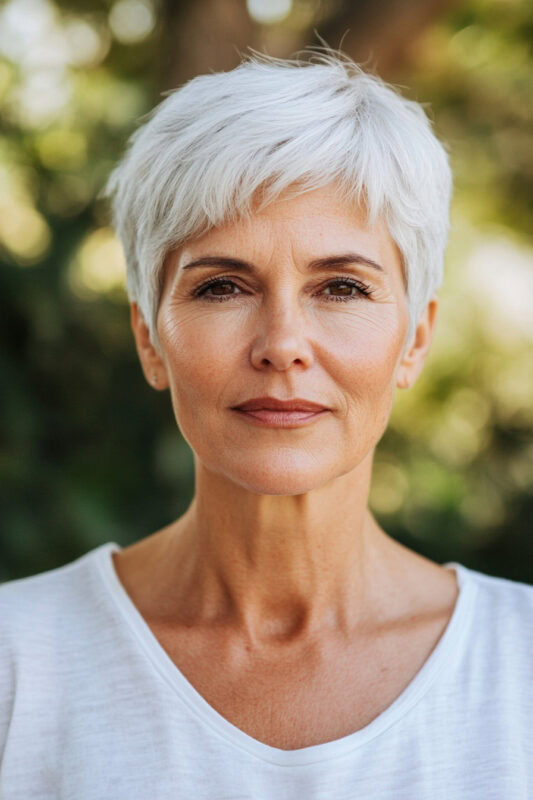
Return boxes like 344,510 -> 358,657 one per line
396,296 -> 439,391
130,302 -> 169,390
396,370 -> 410,390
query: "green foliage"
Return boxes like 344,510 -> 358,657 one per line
0,0 -> 531,583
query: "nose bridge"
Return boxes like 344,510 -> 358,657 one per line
250,281 -> 313,370
265,280 -> 300,324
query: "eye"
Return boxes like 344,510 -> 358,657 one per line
321,278 -> 373,302
193,277 -> 243,302
193,276 -> 374,303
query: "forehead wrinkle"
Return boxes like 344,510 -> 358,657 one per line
174,187 -> 398,284
225,214 -> 300,278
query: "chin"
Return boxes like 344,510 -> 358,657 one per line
232,477 -> 327,497
220,453 -> 347,496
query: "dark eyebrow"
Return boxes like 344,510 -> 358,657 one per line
180,253 -> 385,274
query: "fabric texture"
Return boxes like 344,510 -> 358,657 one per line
0,541 -> 532,799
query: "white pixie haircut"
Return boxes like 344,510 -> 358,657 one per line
103,48 -> 453,353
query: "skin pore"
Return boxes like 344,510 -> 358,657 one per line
116,183 -> 458,749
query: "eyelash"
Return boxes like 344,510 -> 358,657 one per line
192,276 -> 374,303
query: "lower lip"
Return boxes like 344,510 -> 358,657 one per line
231,408 -> 329,427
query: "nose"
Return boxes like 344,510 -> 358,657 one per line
249,294 -> 314,371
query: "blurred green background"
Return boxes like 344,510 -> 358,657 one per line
1,0 -> 532,583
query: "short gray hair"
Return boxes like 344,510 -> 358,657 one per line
103,49 -> 453,353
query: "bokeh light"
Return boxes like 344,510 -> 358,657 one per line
1,0 -> 532,582
108,0 -> 156,44
68,228 -> 127,298
247,0 -> 292,25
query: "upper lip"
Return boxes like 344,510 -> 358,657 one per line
232,396 -> 329,412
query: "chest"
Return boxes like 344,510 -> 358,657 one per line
148,612 -> 451,750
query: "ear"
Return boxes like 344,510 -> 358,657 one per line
130,302 -> 169,391
396,295 -> 439,390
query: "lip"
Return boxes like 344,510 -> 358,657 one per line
232,396 -> 329,413
231,408 -> 329,428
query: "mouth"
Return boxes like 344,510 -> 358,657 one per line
230,408 -> 329,428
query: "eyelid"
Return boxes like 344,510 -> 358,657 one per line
192,275 -> 247,296
193,274 -> 373,294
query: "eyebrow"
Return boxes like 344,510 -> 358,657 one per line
180,252 -> 385,274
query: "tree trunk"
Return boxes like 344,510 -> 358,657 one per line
160,0 -> 261,91
159,0 -> 459,89
315,0 -> 459,77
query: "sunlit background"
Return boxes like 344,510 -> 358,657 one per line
1,0 -> 532,582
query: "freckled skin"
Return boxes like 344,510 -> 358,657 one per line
154,186 -> 412,496
122,183 -> 455,750
128,181 -> 441,637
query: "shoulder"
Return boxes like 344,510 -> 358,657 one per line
458,563 -> 533,658
0,546 -> 109,659
0,552 -> 88,729
0,549 -> 93,615
0,546 -> 114,730
463,564 -> 533,613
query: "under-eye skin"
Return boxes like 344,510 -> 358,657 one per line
192,275 -> 375,303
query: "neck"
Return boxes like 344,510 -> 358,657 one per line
159,451 -> 403,642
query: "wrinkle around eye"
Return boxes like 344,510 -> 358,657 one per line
169,271 -> 399,313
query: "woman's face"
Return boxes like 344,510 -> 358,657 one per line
149,183 -> 428,495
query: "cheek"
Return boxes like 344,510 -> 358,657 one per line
159,308 -> 235,401
330,312 -> 404,396
158,301 -> 405,409
333,332 -> 400,447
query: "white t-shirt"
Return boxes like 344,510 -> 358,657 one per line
0,542 -> 532,799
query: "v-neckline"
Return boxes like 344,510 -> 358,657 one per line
95,541 -> 476,766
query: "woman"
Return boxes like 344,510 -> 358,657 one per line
1,50 -> 531,798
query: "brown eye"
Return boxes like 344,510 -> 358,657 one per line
194,277 -> 242,302
326,281 -> 355,297
193,276 -> 373,303
204,281 -> 235,296
321,279 -> 372,302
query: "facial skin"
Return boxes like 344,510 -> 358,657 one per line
130,182 -> 440,638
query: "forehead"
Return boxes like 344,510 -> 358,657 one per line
167,182 -> 403,282
207,185 -> 378,243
